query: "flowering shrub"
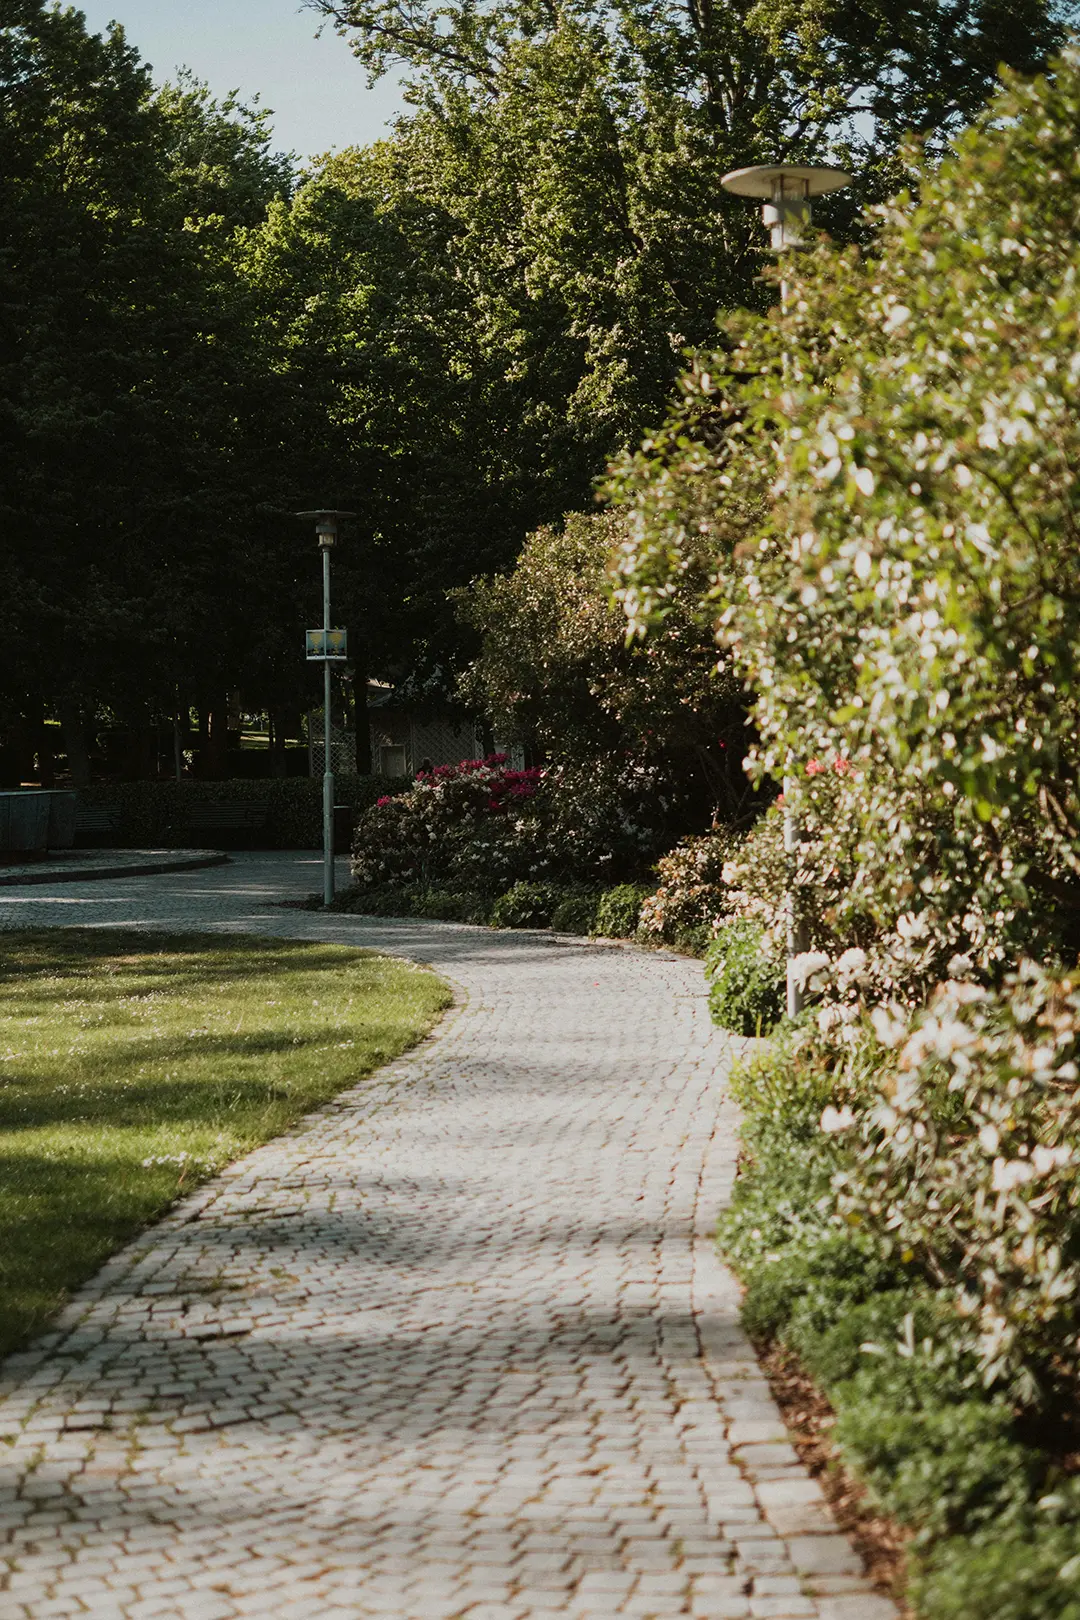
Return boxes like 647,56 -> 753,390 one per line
611,48 -> 1080,994
637,826 -> 744,951
831,964 -> 1080,1402
351,755 -> 542,891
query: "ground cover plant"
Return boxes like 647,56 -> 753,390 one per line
720,981 -> 1080,1619
0,929 -> 451,1354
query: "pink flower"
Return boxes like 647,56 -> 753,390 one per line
376,796 -> 392,807
833,757 -> 851,775
806,759 -> 825,776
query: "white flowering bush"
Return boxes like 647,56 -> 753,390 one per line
611,49 -> 1080,992
636,825 -> 744,950
831,964 -> 1080,1401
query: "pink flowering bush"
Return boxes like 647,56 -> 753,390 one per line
351,755 -> 543,892
352,747 -> 687,903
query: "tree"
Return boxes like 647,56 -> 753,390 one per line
0,3 -> 298,776
457,509 -> 750,821
283,0 -> 1072,686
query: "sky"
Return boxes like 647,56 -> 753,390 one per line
75,0 -> 408,160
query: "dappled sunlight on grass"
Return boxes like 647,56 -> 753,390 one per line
0,930 -> 451,1354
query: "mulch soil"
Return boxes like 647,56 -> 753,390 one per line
755,1337 -> 915,1618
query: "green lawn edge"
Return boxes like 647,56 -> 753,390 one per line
0,928 -> 453,1356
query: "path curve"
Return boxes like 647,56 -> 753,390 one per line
0,854 -> 895,1620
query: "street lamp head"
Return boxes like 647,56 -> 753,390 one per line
721,163 -> 851,250
295,509 -> 357,549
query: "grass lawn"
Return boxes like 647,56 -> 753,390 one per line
0,929 -> 452,1355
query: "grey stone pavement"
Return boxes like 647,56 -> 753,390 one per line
0,854 -> 897,1620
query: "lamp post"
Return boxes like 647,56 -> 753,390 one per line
297,509 -> 354,905
720,163 -> 850,1019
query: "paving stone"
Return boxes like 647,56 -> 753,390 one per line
0,854 -> 887,1620
785,1537 -> 865,1578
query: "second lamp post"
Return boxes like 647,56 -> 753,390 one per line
720,162 -> 850,1018
298,509 -> 354,905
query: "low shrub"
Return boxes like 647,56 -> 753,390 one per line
551,891 -> 601,935
912,1504 -> 1080,1620
489,881 -> 565,929
594,883 -> 651,938
637,827 -> 744,953
407,888 -> 491,923
351,755 -> 544,892
705,918 -> 785,1036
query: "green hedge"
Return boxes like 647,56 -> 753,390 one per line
76,777 -> 407,850
719,1035 -> 1080,1620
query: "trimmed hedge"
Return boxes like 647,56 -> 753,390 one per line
76,777 -> 407,850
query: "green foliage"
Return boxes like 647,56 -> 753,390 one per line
551,891 -> 601,935
913,1511 -> 1080,1620
0,928 -> 450,1353
832,966 -> 1080,1402
719,1021 -> 1080,1619
309,0 -> 1067,437
836,1375 -> 1040,1538
459,511 -> 748,822
76,776 -> 405,850
403,887 -> 491,923
293,0 -> 1068,682
613,46 -> 1080,995
594,883 -> 650,939
489,881 -> 566,929
0,4 -> 303,735
705,919 -> 785,1036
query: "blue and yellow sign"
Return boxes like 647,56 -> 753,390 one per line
306,628 -> 348,660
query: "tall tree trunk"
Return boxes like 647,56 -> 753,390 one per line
60,701 -> 91,788
206,698 -> 229,779
352,651 -> 372,775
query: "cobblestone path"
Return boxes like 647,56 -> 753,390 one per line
0,855 -> 896,1620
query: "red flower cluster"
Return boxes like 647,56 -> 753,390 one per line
806,756 -> 851,777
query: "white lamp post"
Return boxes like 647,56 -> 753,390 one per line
720,162 -> 850,1019
297,509 -> 354,905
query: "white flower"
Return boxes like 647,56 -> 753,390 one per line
870,1003 -> 908,1048
817,1004 -> 843,1034
835,947 -> 868,984
791,950 -> 831,991
1032,1145 -> 1073,1176
821,1105 -> 857,1134
978,1124 -> 1000,1154
992,1157 -> 1036,1192
853,466 -> 876,496
896,912 -> 930,943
